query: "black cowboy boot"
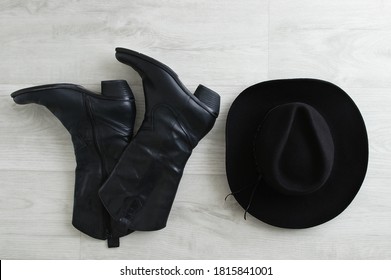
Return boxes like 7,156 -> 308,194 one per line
99,48 -> 220,232
11,80 -> 136,247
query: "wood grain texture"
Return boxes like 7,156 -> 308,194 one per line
268,0 -> 391,88
1,0 -> 391,259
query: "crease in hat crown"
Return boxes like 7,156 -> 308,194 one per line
254,102 -> 335,196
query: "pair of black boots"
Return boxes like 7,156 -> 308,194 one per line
11,48 -> 220,247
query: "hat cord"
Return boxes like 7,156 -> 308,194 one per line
225,174 -> 263,220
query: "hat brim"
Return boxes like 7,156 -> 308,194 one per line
225,79 -> 368,228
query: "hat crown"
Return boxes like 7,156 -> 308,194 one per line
255,102 -> 335,196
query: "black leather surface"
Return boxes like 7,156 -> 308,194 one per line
99,48 -> 221,232
11,81 -> 136,245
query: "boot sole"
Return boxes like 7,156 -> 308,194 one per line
11,83 -> 133,101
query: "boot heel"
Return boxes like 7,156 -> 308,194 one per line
194,84 -> 220,116
101,80 -> 134,99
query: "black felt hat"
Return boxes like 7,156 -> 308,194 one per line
225,79 -> 368,228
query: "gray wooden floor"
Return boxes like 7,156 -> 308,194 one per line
1,0 -> 391,259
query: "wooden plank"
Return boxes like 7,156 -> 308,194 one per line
0,0 -> 268,86
0,0 -> 390,260
269,0 -> 391,88
0,170 -> 80,259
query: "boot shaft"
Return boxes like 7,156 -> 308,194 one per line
11,80 -> 136,242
